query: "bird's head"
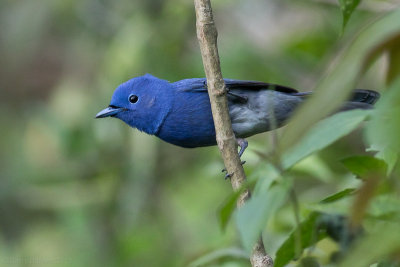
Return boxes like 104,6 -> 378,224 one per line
96,74 -> 174,134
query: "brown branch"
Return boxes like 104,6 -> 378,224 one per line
194,1 -> 273,266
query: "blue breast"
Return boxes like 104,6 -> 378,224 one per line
156,89 -> 217,148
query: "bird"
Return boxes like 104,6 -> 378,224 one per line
96,74 -> 379,156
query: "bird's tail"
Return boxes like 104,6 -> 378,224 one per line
293,89 -> 380,110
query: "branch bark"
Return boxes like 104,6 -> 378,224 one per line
194,1 -> 273,266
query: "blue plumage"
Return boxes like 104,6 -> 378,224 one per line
96,74 -> 379,152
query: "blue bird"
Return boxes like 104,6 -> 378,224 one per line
96,74 -> 379,156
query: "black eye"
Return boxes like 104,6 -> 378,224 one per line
129,95 -> 139,103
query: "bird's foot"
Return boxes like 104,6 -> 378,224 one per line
220,138 -> 248,179
237,138 -> 248,158
224,172 -> 233,180
221,161 -> 246,176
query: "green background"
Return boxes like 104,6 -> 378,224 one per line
0,0 -> 398,266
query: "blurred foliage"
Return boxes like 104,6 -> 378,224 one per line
338,0 -> 361,31
1,0 -> 400,266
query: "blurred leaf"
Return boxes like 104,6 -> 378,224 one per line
339,223 -> 400,267
377,260 -> 400,267
188,247 -> 248,267
366,144 -> 398,176
298,257 -> 320,267
320,188 -> 356,204
350,176 -> 380,227
218,177 -> 259,231
365,78 -> 400,174
338,0 -> 361,31
235,180 -> 291,252
218,189 -> 243,232
308,200 -> 351,216
219,163 -> 281,236
282,109 -> 370,170
275,212 -> 326,267
280,9 -> 400,153
368,194 -> 400,221
342,155 -> 387,178
386,38 -> 400,85
290,155 -> 334,183
219,165 -> 284,233
374,147 -> 398,176
251,163 -> 280,195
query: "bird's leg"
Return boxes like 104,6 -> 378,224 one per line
237,138 -> 248,158
221,138 -> 248,178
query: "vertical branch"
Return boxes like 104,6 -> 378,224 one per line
194,0 -> 246,194
194,1 -> 273,266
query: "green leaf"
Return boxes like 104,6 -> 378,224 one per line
235,180 -> 291,252
368,194 -> 400,220
218,179 -> 257,231
298,257 -> 320,267
373,147 -> 398,176
338,0 -> 361,31
218,163 -> 280,233
218,189 -> 243,232
309,199 -> 351,216
188,247 -> 248,267
377,260 -> 400,267
365,78 -> 400,174
339,223 -> 400,267
275,212 -> 327,267
282,109 -> 370,170
290,155 -> 335,183
341,155 -> 387,178
320,188 -> 356,204
280,9 -> 400,153
386,36 -> 400,85
251,163 -> 281,195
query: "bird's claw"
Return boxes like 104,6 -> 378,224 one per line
224,172 -> 233,180
220,138 -> 248,179
221,161 -> 246,174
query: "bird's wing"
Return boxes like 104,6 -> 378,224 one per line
224,80 -> 299,103
224,79 -> 298,94
178,79 -> 298,94
177,78 -> 298,103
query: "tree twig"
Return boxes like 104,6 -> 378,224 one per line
194,1 -> 273,266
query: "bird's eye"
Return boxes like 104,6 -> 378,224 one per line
129,95 -> 139,103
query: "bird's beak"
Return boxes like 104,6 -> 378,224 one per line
95,106 -> 126,118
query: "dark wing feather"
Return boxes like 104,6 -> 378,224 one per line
224,79 -> 299,103
350,89 -> 380,104
177,78 -> 298,94
224,79 -> 299,94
